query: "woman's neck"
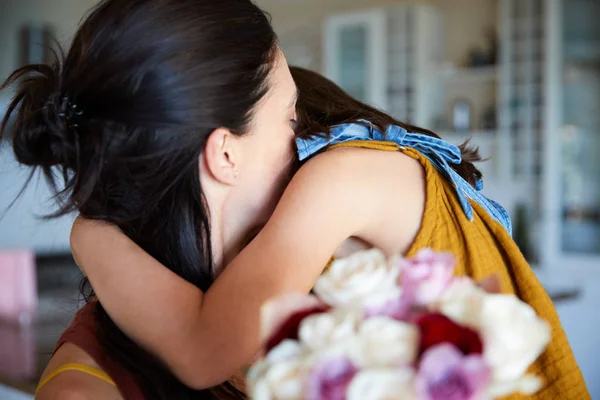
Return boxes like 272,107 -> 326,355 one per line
209,202 -> 254,278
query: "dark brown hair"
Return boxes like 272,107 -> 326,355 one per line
1,0 -> 277,398
290,66 -> 483,187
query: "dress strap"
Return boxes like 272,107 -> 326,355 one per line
35,362 -> 116,396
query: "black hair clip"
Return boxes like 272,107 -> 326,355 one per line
55,96 -> 83,128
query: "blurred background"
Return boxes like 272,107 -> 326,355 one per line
0,0 -> 598,398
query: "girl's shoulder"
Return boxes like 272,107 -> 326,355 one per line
281,145 -> 425,254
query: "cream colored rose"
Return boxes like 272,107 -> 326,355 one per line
314,249 -> 400,307
487,374 -> 543,398
265,339 -> 303,363
437,277 -> 487,328
251,358 -> 309,400
248,340 -> 311,400
363,285 -> 404,311
347,368 -> 417,400
298,309 -> 360,350
348,317 -> 419,368
480,294 -> 551,382
247,339 -> 302,386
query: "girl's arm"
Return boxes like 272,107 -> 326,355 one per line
71,149 -> 404,389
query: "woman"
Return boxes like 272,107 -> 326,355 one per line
0,0 -> 299,398
71,67 -> 589,399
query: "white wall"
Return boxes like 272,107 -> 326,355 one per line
0,0 -> 93,252
0,146 -> 75,253
0,0 -> 97,80
258,0 -> 498,68
537,268 -> 600,398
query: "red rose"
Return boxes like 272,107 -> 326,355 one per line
265,304 -> 331,352
416,313 -> 483,358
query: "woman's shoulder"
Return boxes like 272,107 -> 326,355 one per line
279,146 -> 425,254
295,144 -> 423,196
36,343 -> 122,400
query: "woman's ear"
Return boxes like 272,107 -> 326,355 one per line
203,128 -> 241,185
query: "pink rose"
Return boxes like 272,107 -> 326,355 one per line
364,292 -> 412,322
416,344 -> 491,400
398,249 -> 456,306
305,357 -> 358,400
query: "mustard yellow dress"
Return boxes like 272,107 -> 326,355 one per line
329,140 -> 590,400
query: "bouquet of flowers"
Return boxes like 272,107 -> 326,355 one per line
247,249 -> 551,400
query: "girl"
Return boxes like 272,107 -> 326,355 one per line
71,66 -> 589,399
1,0 -> 299,398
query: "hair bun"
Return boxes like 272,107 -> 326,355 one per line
1,63 -> 76,169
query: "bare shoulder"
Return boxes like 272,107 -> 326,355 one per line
36,343 -> 122,400
294,145 -> 421,188
288,146 -> 423,212
285,146 -> 425,254
273,147 -> 393,229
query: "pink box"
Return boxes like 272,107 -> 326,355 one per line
0,323 -> 36,379
0,250 -> 38,323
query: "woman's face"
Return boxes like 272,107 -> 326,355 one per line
227,51 -> 298,240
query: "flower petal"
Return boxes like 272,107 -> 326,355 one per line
438,278 -> 487,329
347,368 -> 416,400
305,357 -> 358,400
398,249 -> 456,306
298,309 -> 359,350
487,374 -> 543,398
480,295 -> 551,382
314,249 -> 399,307
349,317 -> 419,367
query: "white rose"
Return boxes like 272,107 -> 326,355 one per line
438,277 -> 487,328
251,358 -> 309,400
314,249 -> 400,307
363,285 -> 404,310
248,340 -> 301,386
480,294 -> 551,382
249,340 -> 311,400
487,374 -> 543,398
298,309 -> 360,350
348,317 -> 419,368
347,368 -> 417,400
265,339 -> 303,363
